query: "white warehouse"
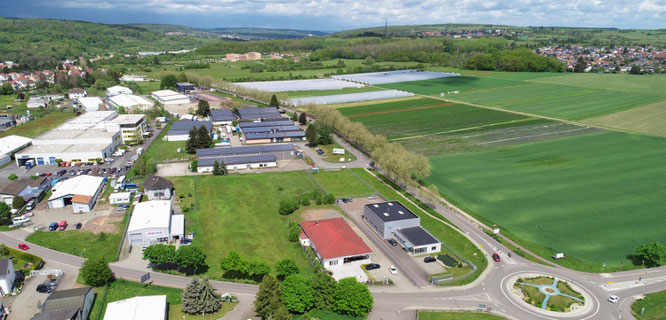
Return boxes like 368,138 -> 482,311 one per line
151,90 -> 190,105
127,201 -> 184,245
48,175 -> 105,213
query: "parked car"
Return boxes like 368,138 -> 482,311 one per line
365,263 -> 380,270
388,266 -> 398,275
75,222 -> 83,230
58,220 -> 68,231
388,239 -> 398,246
18,243 -> 29,250
21,211 -> 34,217
48,222 -> 59,231
608,295 -> 619,303
36,283 -> 55,293
367,195 -> 378,200
12,216 -> 30,225
119,204 -> 130,209
45,172 -> 52,176
492,253 -> 501,262
424,256 -> 437,263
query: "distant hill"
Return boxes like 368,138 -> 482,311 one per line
134,24 -> 328,40
0,18 -> 216,68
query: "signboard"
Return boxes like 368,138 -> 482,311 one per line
145,230 -> 164,236
493,228 -> 500,234
140,272 -> 150,283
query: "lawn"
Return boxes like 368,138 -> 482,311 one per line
0,246 -> 43,273
88,279 -> 237,320
170,171 -> 331,279
0,110 -> 76,138
379,75 -> 524,95
449,82 -> 659,120
426,131 -> 666,272
351,168 -> 487,285
583,99 -> 666,137
25,211 -> 128,262
632,289 -> 666,320
417,311 -> 505,320
313,142 -> 358,164
311,169 -> 372,198
141,122 -> 193,163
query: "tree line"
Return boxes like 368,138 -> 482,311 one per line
464,48 -> 564,72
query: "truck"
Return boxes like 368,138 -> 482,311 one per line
136,147 -> 144,155
25,159 -> 35,169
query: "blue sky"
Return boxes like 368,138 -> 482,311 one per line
2,0 -> 665,31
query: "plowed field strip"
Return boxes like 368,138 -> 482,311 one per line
347,103 -> 455,118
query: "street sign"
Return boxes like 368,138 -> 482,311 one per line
140,272 -> 150,283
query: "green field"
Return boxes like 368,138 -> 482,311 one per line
286,86 -> 381,98
170,171 -> 327,279
311,169 -> 372,198
0,110 -> 76,138
417,311 -> 506,320
313,142 -> 358,164
632,289 -> 666,320
426,131 -> 666,271
141,122 -> 194,163
583,99 -> 666,137
89,279 -> 236,320
379,76 -> 523,95
529,73 -> 666,97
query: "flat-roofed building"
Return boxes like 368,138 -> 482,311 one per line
100,114 -> 147,145
106,85 -> 132,97
197,154 -> 277,172
103,295 -> 167,320
196,144 -> 296,160
244,131 -> 305,144
151,89 -> 190,105
77,97 -> 104,111
107,94 -> 155,111
127,200 -> 183,245
0,135 -> 32,166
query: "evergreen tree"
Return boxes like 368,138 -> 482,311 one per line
219,160 -> 228,175
310,272 -> 337,310
305,125 -> 318,147
186,128 -> 199,154
272,304 -> 292,320
197,100 -> 211,116
255,275 -> 282,318
212,160 -> 222,176
269,94 -> 280,108
197,125 -> 212,149
182,278 -> 223,314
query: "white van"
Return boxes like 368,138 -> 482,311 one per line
12,216 -> 31,225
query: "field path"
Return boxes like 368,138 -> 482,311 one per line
347,102 -> 455,118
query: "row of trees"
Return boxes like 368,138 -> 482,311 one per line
464,48 -> 564,72
185,125 -> 213,154
143,244 -> 208,274
219,250 -> 299,281
305,122 -> 334,147
256,273 -> 373,318
278,191 -> 336,215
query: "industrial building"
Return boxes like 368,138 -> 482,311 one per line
77,97 -> 104,111
210,109 -> 234,126
196,144 -> 296,160
39,287 -> 94,320
237,119 -> 294,129
240,125 -> 301,134
106,85 -> 132,97
48,175 -> 105,213
107,94 -> 155,111
0,177 -> 47,206
104,114 -> 147,145
243,131 -> 306,144
175,82 -> 196,92
15,111 -> 122,166
127,200 -> 184,245
300,218 -> 372,268
197,154 -> 277,172
103,295 -> 167,320
0,116 -> 17,131
363,201 -> 441,255
166,120 -> 213,141
0,135 -> 32,166
235,107 -> 282,122
151,90 -> 190,105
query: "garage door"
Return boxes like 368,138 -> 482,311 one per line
129,233 -> 143,244
37,158 -> 44,165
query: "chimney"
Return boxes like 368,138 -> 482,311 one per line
316,220 -> 318,225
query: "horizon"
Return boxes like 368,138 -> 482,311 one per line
2,0 -> 665,32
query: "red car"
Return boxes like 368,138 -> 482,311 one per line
492,253 -> 501,262
45,172 -> 52,176
18,243 -> 29,250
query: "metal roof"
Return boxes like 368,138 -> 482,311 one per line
210,109 -> 234,122
196,144 -> 295,157
365,201 -> 419,222
236,107 -> 281,120
245,131 -> 305,140
238,120 -> 294,128
169,120 -> 213,131
198,154 -> 276,166
395,226 -> 440,246
240,125 -> 301,133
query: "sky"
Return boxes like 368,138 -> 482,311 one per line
2,0 -> 665,31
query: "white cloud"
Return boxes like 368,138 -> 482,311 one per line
41,0 -> 666,29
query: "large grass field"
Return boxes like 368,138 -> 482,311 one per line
286,86 -> 381,99
425,131 -> 666,272
170,171 -> 325,279
632,289 -> 666,320
379,75 -> 523,95
529,73 -> 666,97
583,99 -> 666,137
141,122 -> 194,163
0,110 -> 76,138
88,279 -> 236,320
311,169 -> 373,198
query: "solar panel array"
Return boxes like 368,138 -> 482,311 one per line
236,107 -> 282,121
240,125 -> 301,134
245,131 -> 306,140
210,109 -> 234,122
234,79 -> 364,92
168,120 -> 213,135
331,70 -> 460,85
289,90 -> 414,106
198,154 -> 277,166
196,144 -> 295,158
238,120 -> 294,128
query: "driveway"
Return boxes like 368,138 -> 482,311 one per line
294,142 -> 367,170
21,204 -> 112,233
157,159 -> 309,177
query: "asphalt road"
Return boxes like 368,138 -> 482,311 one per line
3,127 -> 666,319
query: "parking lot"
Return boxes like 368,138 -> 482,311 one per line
1,269 -> 77,320
21,203 -> 114,234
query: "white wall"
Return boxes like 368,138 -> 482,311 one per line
48,198 -> 66,209
128,227 -> 171,245
197,161 -> 276,173
165,134 -> 189,142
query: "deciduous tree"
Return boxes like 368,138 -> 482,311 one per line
275,258 -> 299,280
282,274 -> 313,313
310,272 -> 337,310
80,257 -> 114,287
12,196 -> 26,210
333,277 -> 373,316
142,244 -> 176,268
160,74 -> 177,89
636,242 -> 666,267
219,250 -> 249,278
174,245 -> 207,273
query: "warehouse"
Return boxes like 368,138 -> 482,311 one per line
107,94 -> 155,111
0,135 -> 32,166
236,107 -> 282,122
0,116 -> 16,131
210,109 -> 234,126
363,201 -> 441,255
151,89 -> 190,105
240,125 -> 301,134
197,154 -> 277,172
300,218 -> 372,268
175,82 -> 196,92
196,144 -> 296,160
104,295 -> 167,320
238,119 -> 294,129
166,120 -> 212,141
0,177 -> 47,206
106,85 -> 132,97
127,200 -> 184,245
48,175 -> 105,213
77,97 -> 104,111
244,131 -> 305,144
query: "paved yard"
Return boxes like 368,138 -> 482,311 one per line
413,255 -> 448,275
328,261 -> 368,282
21,204 -> 113,233
2,266 -> 77,320
157,159 -> 309,177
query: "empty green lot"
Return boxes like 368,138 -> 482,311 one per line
426,131 -> 666,271
380,75 -> 523,95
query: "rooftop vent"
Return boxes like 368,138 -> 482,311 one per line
373,204 -> 379,208
383,213 -> 389,216
387,202 -> 394,206
398,211 -> 404,214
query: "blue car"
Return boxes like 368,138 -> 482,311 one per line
48,222 -> 59,231
119,204 -> 130,209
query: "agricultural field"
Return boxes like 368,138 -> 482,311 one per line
286,86 -> 382,98
583,99 -> 666,137
379,75 -> 524,95
425,131 -> 666,272
529,73 -> 666,97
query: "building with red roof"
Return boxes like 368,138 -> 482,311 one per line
300,217 -> 372,268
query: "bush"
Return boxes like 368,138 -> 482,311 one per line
323,193 -> 336,204
12,196 -> 26,210
8,174 -> 17,181
278,198 -> 299,215
288,222 -> 301,242
80,257 -> 114,287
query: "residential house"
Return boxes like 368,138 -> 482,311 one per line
0,258 -> 16,296
144,176 -> 174,200
41,286 -> 95,320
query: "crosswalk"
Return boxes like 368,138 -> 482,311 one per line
600,274 -> 666,291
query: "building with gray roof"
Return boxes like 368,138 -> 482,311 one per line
236,107 -> 282,122
166,120 -> 213,141
210,109 -> 234,125
197,154 -> 277,172
244,131 -> 305,144
196,144 -> 296,160
42,286 -> 94,320
240,125 -> 301,134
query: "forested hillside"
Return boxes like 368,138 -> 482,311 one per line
0,18 -> 215,69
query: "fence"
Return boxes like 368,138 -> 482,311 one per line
30,269 -> 63,277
